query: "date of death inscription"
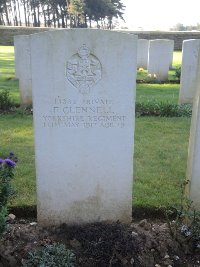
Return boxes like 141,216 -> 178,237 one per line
42,97 -> 126,129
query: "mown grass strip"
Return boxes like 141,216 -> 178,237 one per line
134,116 -> 191,208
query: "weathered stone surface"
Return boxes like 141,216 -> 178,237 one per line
186,46 -> 200,210
31,29 -> 137,226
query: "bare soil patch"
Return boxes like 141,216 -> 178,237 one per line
0,218 -> 200,267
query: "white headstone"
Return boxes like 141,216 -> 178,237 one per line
186,47 -> 200,210
147,39 -> 174,81
179,39 -> 200,104
30,29 -> 137,226
14,35 -> 32,107
168,40 -> 174,69
137,39 -> 149,69
14,39 -> 20,79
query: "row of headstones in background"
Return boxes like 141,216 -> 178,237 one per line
15,37 -> 175,107
137,38 -> 200,104
14,36 -> 200,107
137,39 -> 174,81
25,29 -> 137,226
179,39 -> 200,104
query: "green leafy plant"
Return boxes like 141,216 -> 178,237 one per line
0,89 -> 15,112
174,66 -> 181,80
0,152 -> 17,236
0,206 -> 8,235
165,180 -> 200,252
136,101 -> 192,117
23,243 -> 76,267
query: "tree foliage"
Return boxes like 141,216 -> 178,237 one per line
0,0 -> 125,28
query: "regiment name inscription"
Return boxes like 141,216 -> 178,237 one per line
42,97 -> 126,129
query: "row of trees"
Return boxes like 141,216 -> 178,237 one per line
0,0 -> 125,29
170,23 -> 200,31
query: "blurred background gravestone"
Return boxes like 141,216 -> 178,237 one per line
14,35 -> 32,107
179,39 -> 200,104
147,39 -> 174,81
137,39 -> 149,69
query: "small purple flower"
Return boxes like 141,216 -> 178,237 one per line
4,158 -> 16,167
0,159 -> 4,164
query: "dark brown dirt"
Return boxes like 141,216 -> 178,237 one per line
0,217 -> 200,267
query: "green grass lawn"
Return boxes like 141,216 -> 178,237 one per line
0,46 -> 190,212
0,46 -> 20,103
134,116 -> 190,208
0,114 -> 191,209
173,50 -> 182,68
136,83 -> 179,104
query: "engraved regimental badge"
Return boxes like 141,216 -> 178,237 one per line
66,44 -> 102,94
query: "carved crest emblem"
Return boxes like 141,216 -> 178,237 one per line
66,44 -> 102,94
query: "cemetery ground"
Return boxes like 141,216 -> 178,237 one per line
0,46 -> 200,266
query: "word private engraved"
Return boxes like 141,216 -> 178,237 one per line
66,44 -> 102,94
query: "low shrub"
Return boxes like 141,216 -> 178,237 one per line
165,181 -> 200,252
174,66 -> 181,80
22,243 -> 76,267
136,101 -> 192,117
0,89 -> 15,112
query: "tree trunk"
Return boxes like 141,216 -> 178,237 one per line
25,0 -> 31,26
8,1 -> 15,25
61,13 -> 65,27
4,3 -> 11,25
47,6 -> 51,27
42,5 -> 47,27
27,2 -> 30,27
17,0 -> 22,26
84,14 -> 87,28
13,0 -> 18,26
55,7 -> 60,28
37,5 -> 40,27
53,12 -> 56,27
65,13 -> 68,28
22,0 -> 27,26
33,4 -> 38,26
0,14 -> 5,25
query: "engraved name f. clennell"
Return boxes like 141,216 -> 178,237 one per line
66,44 -> 102,94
